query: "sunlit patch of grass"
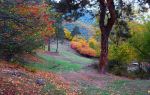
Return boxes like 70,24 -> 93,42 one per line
44,46 -> 94,65
24,53 -> 81,72
60,50 -> 94,64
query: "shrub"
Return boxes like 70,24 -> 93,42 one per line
78,47 -> 96,57
71,36 -> 97,57
71,41 -> 82,50
129,31 -> 150,62
108,42 -> 138,75
64,28 -> 73,40
88,38 -> 100,57
109,42 -> 138,64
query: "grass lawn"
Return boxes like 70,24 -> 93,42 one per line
24,52 -> 81,72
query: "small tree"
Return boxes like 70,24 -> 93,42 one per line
71,26 -> 81,36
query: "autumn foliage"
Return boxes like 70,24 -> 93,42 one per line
64,28 -> 73,40
71,36 -> 97,57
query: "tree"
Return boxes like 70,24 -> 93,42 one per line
71,26 -> 81,36
54,15 -> 64,52
49,0 -> 150,73
0,0 -> 45,61
129,21 -> 150,62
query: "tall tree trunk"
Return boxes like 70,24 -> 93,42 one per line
56,36 -> 59,52
48,38 -> 51,51
99,0 -> 116,73
99,30 -> 109,73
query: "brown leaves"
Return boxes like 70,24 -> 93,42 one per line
36,71 -> 78,95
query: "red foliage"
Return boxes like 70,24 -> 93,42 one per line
48,20 -> 55,25
47,27 -> 52,31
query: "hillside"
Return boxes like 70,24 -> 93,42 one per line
0,41 -> 150,95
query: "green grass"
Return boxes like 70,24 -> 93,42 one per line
107,80 -> 150,95
24,52 -> 81,72
76,80 -> 110,95
78,79 -> 150,95
79,86 -> 110,95
60,50 -> 94,64
45,46 -> 94,65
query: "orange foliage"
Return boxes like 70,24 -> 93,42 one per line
71,38 -> 96,57
71,42 -> 82,50
29,6 -> 40,16
15,5 -> 40,16
79,47 -> 96,57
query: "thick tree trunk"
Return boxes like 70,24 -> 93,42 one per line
99,29 -> 109,73
99,0 -> 116,73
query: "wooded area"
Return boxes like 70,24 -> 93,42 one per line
0,0 -> 150,95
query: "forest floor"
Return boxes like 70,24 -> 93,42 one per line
0,41 -> 150,95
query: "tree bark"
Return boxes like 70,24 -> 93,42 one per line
99,0 -> 116,74
48,38 -> 51,51
56,36 -> 59,52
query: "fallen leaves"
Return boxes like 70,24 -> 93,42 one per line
36,71 -> 78,95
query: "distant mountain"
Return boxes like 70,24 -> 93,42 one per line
63,13 -> 97,39
78,13 -> 96,25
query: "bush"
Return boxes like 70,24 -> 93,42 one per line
88,38 -> 100,57
64,28 -> 73,40
71,41 -> 82,50
109,42 -> 138,64
71,36 -> 97,57
78,47 -> 97,57
108,42 -> 138,75
129,31 -> 150,61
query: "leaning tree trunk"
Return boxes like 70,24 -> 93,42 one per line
99,0 -> 116,74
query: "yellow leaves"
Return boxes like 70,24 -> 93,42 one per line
64,28 -> 73,40
71,37 -> 97,57
88,38 -> 98,48
88,38 -> 100,56
41,27 -> 55,38
128,22 -> 146,35
109,42 -> 139,64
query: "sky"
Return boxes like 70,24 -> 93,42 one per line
54,0 -> 150,22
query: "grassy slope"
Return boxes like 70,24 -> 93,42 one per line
78,79 -> 150,95
50,46 -> 94,64
23,48 -> 150,95
24,52 -> 82,73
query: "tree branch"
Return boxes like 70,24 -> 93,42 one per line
99,0 -> 106,32
106,0 -> 116,32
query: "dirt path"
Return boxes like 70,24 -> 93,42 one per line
61,66 -> 129,89
43,41 -> 129,89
